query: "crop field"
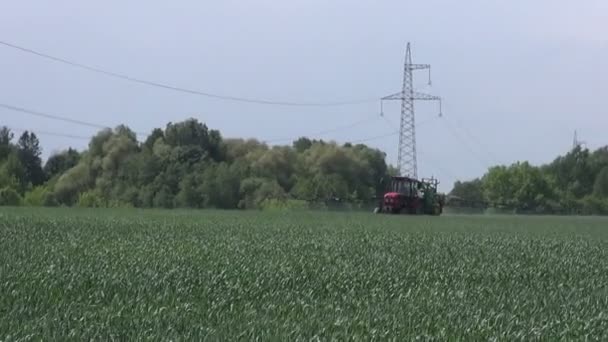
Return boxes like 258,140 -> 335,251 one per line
1,208 -> 608,340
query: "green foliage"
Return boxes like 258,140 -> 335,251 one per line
449,178 -> 483,206
545,146 -> 595,198
239,178 -> 286,209
0,187 -> 21,206
593,166 -> 608,198
23,186 -> 52,206
578,195 -> 608,215
199,163 -> 240,209
452,146 -> 608,215
53,163 -> 92,205
3,119 -> 607,214
152,186 -> 174,209
1,152 -> 27,192
259,198 -> 309,211
0,121 -> 397,210
175,174 -> 202,208
0,127 -> 46,196
292,137 -> 312,153
0,163 -> 20,191
249,146 -> 296,190
42,192 -> 58,207
106,199 -> 135,209
164,119 -> 223,161
143,128 -> 164,150
76,190 -> 105,208
44,148 -> 80,180
0,126 -> 14,161
17,131 -> 45,186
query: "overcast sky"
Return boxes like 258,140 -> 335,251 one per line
1,0 -> 606,191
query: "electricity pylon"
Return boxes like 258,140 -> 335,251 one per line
382,42 -> 442,178
572,130 -> 586,149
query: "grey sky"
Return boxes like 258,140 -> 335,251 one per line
1,0 -> 606,191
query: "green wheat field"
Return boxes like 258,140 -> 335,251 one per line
1,208 -> 608,340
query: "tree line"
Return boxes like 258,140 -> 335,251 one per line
2,119 -> 606,215
449,145 -> 608,215
0,119 -> 395,209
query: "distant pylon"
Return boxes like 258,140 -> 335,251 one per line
381,42 -> 442,178
573,130 -> 586,149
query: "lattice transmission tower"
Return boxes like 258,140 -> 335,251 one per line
382,42 -> 442,178
572,130 -> 586,149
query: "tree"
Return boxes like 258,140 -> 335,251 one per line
511,162 -> 553,211
44,148 -> 81,180
17,131 -> 45,186
144,128 -> 164,150
53,163 -> 92,205
76,190 -> 106,208
579,195 -> 608,215
593,167 -> 608,198
545,146 -> 594,198
223,138 -> 267,162
23,185 -> 53,206
136,150 -> 163,185
350,144 -> 389,198
249,146 -> 297,191
238,177 -> 286,209
482,164 -> 519,208
481,162 -> 554,211
153,186 -> 174,208
0,126 -> 14,160
0,165 -> 20,191
0,187 -> 21,206
293,137 -> 312,153
199,162 -> 240,209
449,179 -> 484,206
14,117 -> 608,214
1,153 -> 27,192
175,173 -> 204,208
164,119 -> 223,161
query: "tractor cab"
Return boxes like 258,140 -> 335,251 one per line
375,176 -> 443,215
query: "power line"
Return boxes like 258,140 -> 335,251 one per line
434,100 -> 499,166
2,102 -> 389,145
1,103 -> 106,130
350,131 -> 399,144
416,149 -> 459,181
384,100 -> 493,172
0,40 -> 379,107
380,114 -> 455,180
7,126 -> 91,141
263,114 -> 406,145
4,121 -> 398,147
445,116 -> 499,165
0,103 -> 148,136
440,117 -> 491,169
380,113 -> 437,132
263,115 -> 379,143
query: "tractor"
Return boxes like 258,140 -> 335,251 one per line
374,176 -> 444,215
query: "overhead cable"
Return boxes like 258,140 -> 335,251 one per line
0,103 -> 148,136
3,103 -> 389,145
0,40 -> 379,107
7,126 -> 91,140
263,115 -> 379,143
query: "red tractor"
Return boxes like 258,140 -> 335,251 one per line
374,176 -> 444,215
